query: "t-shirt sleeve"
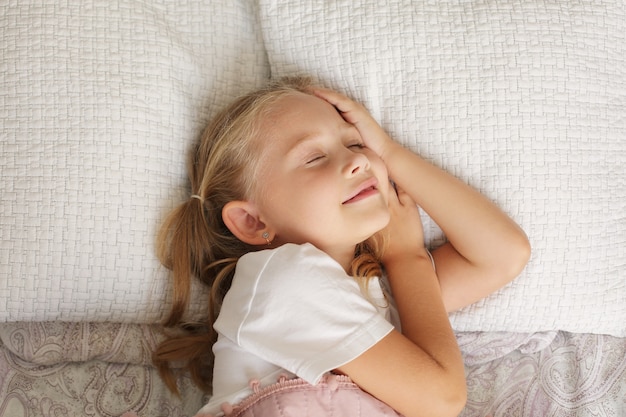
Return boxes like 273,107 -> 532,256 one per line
214,243 -> 394,385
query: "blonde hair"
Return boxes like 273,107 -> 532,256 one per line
153,77 -> 385,394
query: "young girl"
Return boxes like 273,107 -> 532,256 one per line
153,77 -> 531,417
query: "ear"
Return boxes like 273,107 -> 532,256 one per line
222,201 -> 271,246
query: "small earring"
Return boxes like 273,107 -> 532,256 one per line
262,231 -> 271,245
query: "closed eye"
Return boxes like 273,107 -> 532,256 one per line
306,154 -> 326,164
348,142 -> 365,149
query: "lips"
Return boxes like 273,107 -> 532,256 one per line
343,178 -> 379,204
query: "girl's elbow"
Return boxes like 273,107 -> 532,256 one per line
404,373 -> 467,417
448,382 -> 468,417
406,383 -> 467,417
494,230 -> 531,284
508,232 -> 532,278
441,374 -> 468,417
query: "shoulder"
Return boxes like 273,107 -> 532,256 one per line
215,243 -> 377,335
215,244 -> 394,385
238,242 -> 341,274
234,243 -> 351,294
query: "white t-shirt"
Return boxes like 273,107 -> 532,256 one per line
201,243 -> 395,414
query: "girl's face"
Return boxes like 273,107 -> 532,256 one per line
252,92 -> 391,269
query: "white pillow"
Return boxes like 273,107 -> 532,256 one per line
258,0 -> 626,336
0,0 -> 269,322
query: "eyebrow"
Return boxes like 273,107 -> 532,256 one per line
284,122 -> 358,162
291,122 -> 355,148
286,133 -> 322,159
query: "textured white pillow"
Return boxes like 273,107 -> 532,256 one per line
0,0 -> 269,322
258,0 -> 626,335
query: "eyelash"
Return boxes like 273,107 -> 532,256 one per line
306,155 -> 325,164
305,142 -> 365,164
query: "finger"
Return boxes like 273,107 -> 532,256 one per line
312,88 -> 350,110
312,88 -> 361,121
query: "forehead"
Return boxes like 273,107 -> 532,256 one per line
259,92 -> 343,144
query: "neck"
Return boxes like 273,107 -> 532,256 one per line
325,245 -> 357,274
275,239 -> 357,274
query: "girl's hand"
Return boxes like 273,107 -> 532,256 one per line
315,85 -> 530,314
379,184 -> 427,266
313,88 -> 397,161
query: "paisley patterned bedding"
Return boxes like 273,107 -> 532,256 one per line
0,323 -> 205,417
458,331 -> 626,416
1,323 -> 624,417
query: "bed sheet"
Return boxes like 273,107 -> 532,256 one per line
0,323 -> 206,416
457,331 -> 626,416
0,323 -> 624,417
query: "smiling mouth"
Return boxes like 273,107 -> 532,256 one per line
343,179 -> 379,204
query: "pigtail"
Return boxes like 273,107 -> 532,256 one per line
157,200 -> 204,327
153,195 -> 217,394
352,233 -> 387,301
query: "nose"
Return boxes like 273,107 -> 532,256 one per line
343,149 -> 370,176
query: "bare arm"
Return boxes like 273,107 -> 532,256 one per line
376,143 -> 530,311
337,187 -> 466,417
315,88 -> 531,311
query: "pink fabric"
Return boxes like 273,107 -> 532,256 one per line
198,374 -> 403,417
